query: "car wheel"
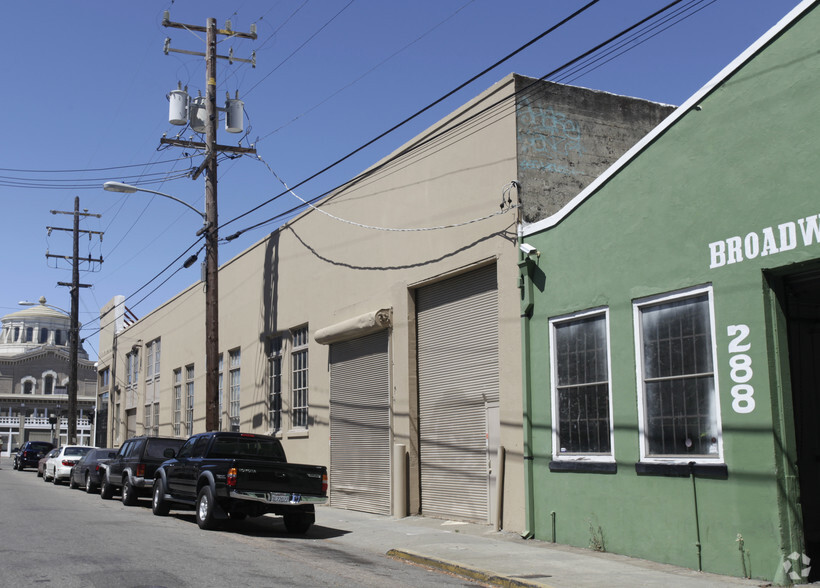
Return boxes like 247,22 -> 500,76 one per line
18,463 -> 25,472
85,472 -> 96,494
43,468 -> 50,482
12,459 -> 18,470
152,479 -> 170,516
53,472 -> 61,485
122,479 -> 138,506
69,474 -> 78,489
196,486 -> 219,530
100,478 -> 114,500
37,468 -> 43,477
283,512 -> 313,534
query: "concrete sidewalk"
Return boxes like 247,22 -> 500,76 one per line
316,506 -> 770,588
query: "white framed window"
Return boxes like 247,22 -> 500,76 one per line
99,368 -> 110,389
291,326 -> 309,429
126,350 -> 139,387
42,371 -> 57,395
634,286 -> 723,462
152,402 -> 160,437
173,369 -> 182,437
218,353 -> 224,431
185,365 -> 195,436
229,348 -> 241,432
21,376 -> 36,394
144,403 -> 152,435
549,308 -> 614,460
146,343 -> 154,380
145,338 -> 161,381
154,339 -> 161,379
269,337 -> 283,433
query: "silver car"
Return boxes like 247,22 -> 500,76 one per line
43,446 -> 94,484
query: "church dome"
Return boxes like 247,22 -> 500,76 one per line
0,297 -> 85,358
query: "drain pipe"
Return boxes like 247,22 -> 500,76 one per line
519,236 -> 536,540
689,462 -> 703,571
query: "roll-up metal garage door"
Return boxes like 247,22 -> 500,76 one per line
417,263 -> 499,522
329,330 -> 391,514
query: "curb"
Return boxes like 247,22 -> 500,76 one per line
386,549 -> 555,588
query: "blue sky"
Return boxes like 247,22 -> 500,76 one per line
0,0 -> 802,359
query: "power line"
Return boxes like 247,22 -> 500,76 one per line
555,0 -> 717,86
0,156 -> 194,174
244,1 -> 356,98
258,0 -> 478,141
86,0 -> 703,335
220,0 -> 603,233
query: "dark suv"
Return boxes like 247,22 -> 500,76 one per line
14,441 -> 55,471
100,436 -> 186,505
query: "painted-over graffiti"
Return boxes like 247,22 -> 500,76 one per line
517,97 -> 583,176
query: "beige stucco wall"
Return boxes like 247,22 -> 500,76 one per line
97,73 -> 674,532
98,74 -> 527,530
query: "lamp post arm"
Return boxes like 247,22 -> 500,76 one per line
103,182 -> 206,222
133,188 -> 207,222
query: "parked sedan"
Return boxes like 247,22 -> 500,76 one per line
68,448 -> 117,492
38,449 -> 60,477
43,446 -> 94,485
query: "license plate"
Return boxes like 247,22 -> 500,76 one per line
268,493 -> 301,503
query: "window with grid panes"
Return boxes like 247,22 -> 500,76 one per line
637,290 -> 720,458
551,311 -> 612,456
126,352 -> 135,386
144,403 -> 152,435
173,369 -> 182,436
269,337 -> 282,433
114,400 -> 120,441
229,349 -> 241,432
153,339 -> 161,379
185,365 -> 195,436
218,353 -> 224,431
152,402 -> 159,436
146,343 -> 154,379
291,326 -> 309,429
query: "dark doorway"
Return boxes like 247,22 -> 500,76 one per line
785,269 -> 820,581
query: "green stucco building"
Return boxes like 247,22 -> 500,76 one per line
519,1 -> 820,583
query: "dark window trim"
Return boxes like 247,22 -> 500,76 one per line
635,462 -> 728,479
549,460 -> 617,474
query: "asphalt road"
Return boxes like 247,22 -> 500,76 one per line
0,459 -> 475,588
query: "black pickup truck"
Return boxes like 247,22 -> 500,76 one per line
152,431 -> 328,533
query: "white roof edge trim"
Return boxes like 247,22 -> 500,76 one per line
521,0 -> 817,238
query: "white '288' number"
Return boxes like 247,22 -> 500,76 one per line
727,325 -> 755,413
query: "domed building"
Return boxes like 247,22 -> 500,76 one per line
0,297 -> 97,454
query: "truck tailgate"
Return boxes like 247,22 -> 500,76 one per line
233,460 -> 326,495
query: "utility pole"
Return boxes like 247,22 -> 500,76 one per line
47,197 -> 103,444
161,13 -> 257,432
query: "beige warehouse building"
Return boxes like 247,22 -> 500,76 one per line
96,74 -> 673,530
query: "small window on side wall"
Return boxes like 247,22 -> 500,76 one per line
550,309 -> 613,460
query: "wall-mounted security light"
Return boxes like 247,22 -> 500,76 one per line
519,243 -> 539,257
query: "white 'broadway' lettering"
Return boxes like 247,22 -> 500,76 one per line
709,214 -> 819,269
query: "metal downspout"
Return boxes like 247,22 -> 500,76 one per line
519,233 -> 536,539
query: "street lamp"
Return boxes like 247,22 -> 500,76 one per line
102,181 -> 220,433
103,182 -> 209,228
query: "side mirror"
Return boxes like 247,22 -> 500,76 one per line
163,447 -> 176,459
